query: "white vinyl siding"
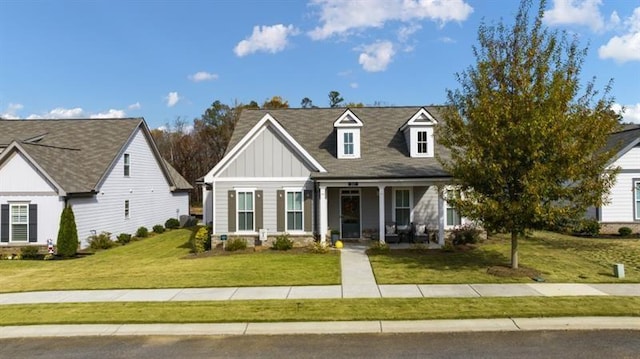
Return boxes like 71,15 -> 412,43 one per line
10,204 -> 28,242
286,191 -> 303,231
69,128 -> 189,247
600,147 -> 640,223
237,191 -> 254,231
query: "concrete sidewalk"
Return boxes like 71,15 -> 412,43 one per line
2,317 -> 640,339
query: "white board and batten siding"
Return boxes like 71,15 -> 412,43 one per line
601,145 -> 640,223
70,128 -> 189,246
212,125 -> 315,235
0,151 -> 64,245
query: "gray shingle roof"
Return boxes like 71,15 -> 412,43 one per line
228,107 -> 452,179
604,124 -> 640,163
0,118 -> 192,194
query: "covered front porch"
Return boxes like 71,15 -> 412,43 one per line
316,179 -> 451,246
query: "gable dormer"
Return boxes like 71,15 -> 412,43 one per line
333,109 -> 363,159
400,108 -> 437,158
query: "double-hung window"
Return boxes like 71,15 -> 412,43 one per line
124,200 -> 130,219
394,189 -> 411,227
417,131 -> 428,154
237,191 -> 254,231
286,191 -> 303,231
446,190 -> 462,226
124,153 -> 130,176
635,180 -> 640,221
343,132 -> 354,155
10,204 -> 28,242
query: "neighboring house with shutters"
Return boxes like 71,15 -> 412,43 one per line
201,107 -> 471,246
589,124 -> 640,233
0,118 -> 192,248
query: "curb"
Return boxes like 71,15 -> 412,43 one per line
1,317 -> 639,339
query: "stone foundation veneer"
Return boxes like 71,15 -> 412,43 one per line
211,235 -> 316,248
600,223 -> 640,235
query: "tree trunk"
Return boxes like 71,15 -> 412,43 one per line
511,231 -> 519,269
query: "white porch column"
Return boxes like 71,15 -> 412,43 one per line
378,185 -> 385,244
319,185 -> 328,245
437,185 -> 445,246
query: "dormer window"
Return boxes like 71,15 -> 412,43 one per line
343,132 -> 354,155
334,109 -> 363,159
400,108 -> 437,158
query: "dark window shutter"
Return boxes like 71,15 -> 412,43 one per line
0,204 -> 8,242
28,204 -> 38,242
227,191 -> 236,232
304,190 -> 312,232
255,190 -> 263,230
276,190 -> 285,232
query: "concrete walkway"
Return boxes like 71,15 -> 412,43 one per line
1,242 -> 639,338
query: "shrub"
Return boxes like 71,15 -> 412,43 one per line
451,224 -> 481,245
618,227 -> 633,237
307,241 -> 329,254
88,232 -> 116,250
153,224 -> 165,234
56,206 -> 79,258
183,216 -> 198,228
573,219 -> 600,236
272,234 -> 294,251
165,218 -> 180,230
368,241 -> 390,254
136,226 -> 149,238
116,233 -> 132,245
20,246 -> 40,260
225,237 -> 247,251
192,226 -> 209,254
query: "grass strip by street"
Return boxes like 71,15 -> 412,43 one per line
0,229 -> 341,293
1,297 -> 639,326
370,232 -> 640,284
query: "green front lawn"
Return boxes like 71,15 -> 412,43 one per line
1,297 -> 638,326
0,229 -> 341,293
370,231 -> 640,284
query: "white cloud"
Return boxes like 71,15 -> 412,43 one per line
90,109 -> 127,119
350,82 -> 359,89
358,41 -> 395,72
128,102 -> 141,110
234,24 -> 299,57
613,103 -> 640,124
439,36 -> 455,43
188,71 -> 219,82
397,23 -> 422,42
308,0 -> 473,40
27,107 -> 85,119
544,0 -> 605,31
165,92 -> 181,107
1,103 -> 24,119
598,7 -> 640,63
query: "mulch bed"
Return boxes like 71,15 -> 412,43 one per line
486,265 -> 542,279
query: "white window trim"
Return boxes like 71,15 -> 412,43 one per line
634,179 -> 640,221
417,130 -> 428,154
236,189 -> 256,233
124,200 -> 130,220
336,128 -> 360,159
409,126 -> 434,158
392,188 -> 413,227
10,203 -> 29,243
445,188 -> 462,228
284,188 -> 305,233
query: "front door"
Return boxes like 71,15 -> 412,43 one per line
341,189 -> 361,238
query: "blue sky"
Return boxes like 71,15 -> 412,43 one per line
1,0 -> 639,129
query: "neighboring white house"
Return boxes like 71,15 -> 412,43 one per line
592,124 -> 640,233
201,107 -> 470,246
0,118 -> 192,248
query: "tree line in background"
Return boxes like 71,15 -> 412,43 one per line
150,91 -> 366,204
